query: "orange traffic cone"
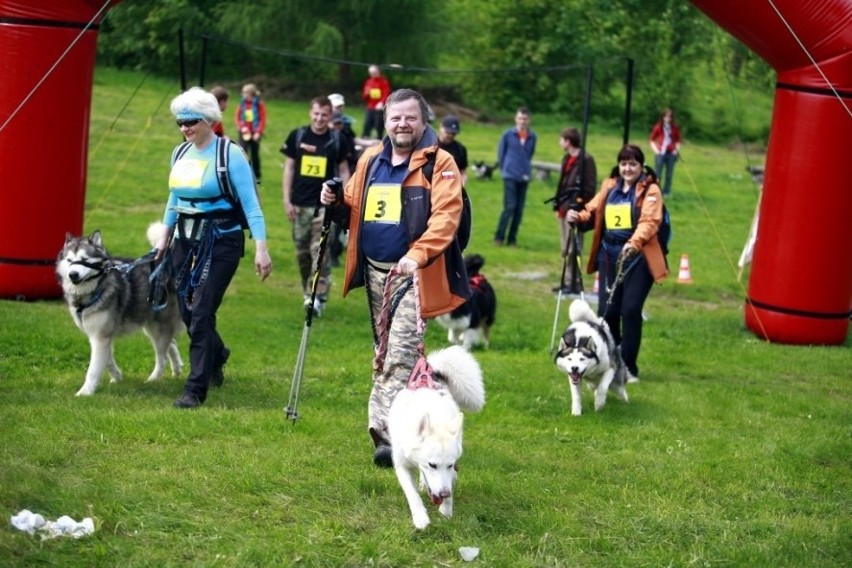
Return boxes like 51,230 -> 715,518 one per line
677,254 -> 694,284
593,272 -> 600,293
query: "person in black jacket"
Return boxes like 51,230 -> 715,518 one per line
553,127 -> 597,294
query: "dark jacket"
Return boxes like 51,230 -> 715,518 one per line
555,150 -> 597,214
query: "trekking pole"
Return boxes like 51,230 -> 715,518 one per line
548,236 -> 571,354
285,177 -> 343,423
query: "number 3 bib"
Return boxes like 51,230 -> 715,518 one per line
363,184 -> 402,223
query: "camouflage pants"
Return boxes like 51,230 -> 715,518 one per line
366,265 -> 420,447
292,206 -> 331,298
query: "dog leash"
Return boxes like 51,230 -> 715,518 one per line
373,267 -> 437,391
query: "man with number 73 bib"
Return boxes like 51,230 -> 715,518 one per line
282,96 -> 352,316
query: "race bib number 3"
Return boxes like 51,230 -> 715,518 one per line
605,203 -> 633,230
169,159 -> 208,188
300,155 -> 328,178
363,184 -> 402,223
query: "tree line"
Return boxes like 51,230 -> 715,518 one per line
97,0 -> 774,142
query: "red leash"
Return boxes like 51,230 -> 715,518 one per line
372,267 -> 436,390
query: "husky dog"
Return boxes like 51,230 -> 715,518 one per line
471,160 -> 497,180
388,346 -> 486,530
56,224 -> 183,396
435,254 -> 496,350
553,299 -> 628,416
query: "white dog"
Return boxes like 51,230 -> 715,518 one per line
553,299 -> 628,416
387,346 -> 485,529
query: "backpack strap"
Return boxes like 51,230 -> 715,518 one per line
216,136 -> 236,203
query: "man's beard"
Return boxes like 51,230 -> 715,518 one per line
389,130 -> 419,151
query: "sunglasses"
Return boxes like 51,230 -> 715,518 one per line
176,118 -> 202,128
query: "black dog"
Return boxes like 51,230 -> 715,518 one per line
435,254 -> 497,350
472,161 -> 498,180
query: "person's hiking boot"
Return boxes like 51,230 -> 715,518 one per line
211,348 -> 230,387
373,444 -> 393,468
173,393 -> 202,409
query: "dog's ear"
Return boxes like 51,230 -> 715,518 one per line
89,230 -> 103,247
64,232 -> 74,244
417,413 -> 432,438
448,413 -> 464,436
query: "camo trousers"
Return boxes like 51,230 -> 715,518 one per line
366,265 -> 420,447
292,206 -> 331,298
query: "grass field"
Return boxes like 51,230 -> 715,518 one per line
1,68 -> 849,567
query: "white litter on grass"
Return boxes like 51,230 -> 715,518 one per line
11,509 -> 95,539
458,546 -> 480,561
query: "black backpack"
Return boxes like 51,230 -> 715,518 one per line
174,137 -> 253,233
422,151 -> 472,251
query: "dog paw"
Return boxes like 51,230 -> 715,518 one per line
412,510 -> 430,530
75,386 -> 95,396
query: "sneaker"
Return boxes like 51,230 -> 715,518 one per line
626,371 -> 640,384
211,347 -> 230,387
173,393 -> 202,409
373,445 -> 393,468
312,298 -> 325,318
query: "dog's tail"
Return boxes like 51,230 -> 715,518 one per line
427,345 -> 485,412
569,299 -> 598,324
146,222 -> 169,248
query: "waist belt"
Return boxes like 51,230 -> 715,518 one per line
603,234 -> 628,245
366,257 -> 396,273
176,213 -> 238,242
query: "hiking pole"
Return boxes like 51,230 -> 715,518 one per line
549,234 -> 571,354
285,177 -> 342,423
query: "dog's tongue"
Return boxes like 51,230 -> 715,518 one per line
430,494 -> 443,506
570,371 -> 582,385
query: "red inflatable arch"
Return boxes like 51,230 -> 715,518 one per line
0,0 -> 121,299
691,0 -> 852,345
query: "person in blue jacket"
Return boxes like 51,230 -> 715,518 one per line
154,87 -> 272,409
494,106 -> 536,247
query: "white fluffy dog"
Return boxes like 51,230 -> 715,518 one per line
387,346 -> 485,529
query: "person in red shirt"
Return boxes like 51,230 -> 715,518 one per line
648,108 -> 681,196
235,83 -> 267,183
210,86 -> 229,138
361,65 -> 391,140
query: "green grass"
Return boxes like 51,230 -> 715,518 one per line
1,68 -> 850,567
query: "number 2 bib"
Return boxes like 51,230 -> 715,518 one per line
363,184 -> 401,223
605,203 -> 633,230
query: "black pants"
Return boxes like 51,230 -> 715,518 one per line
239,138 -> 262,182
362,109 -> 384,139
172,230 -> 244,401
597,248 -> 654,377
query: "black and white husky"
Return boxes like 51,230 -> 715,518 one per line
435,254 -> 496,350
553,299 -> 628,416
55,224 -> 183,396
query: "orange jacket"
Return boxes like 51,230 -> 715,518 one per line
577,174 -> 669,283
339,130 -> 469,317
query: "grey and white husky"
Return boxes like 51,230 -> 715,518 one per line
55,224 -> 183,396
553,299 -> 628,416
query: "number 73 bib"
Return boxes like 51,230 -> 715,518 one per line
363,184 -> 402,223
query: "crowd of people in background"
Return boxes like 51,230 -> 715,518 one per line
166,72 -> 675,459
